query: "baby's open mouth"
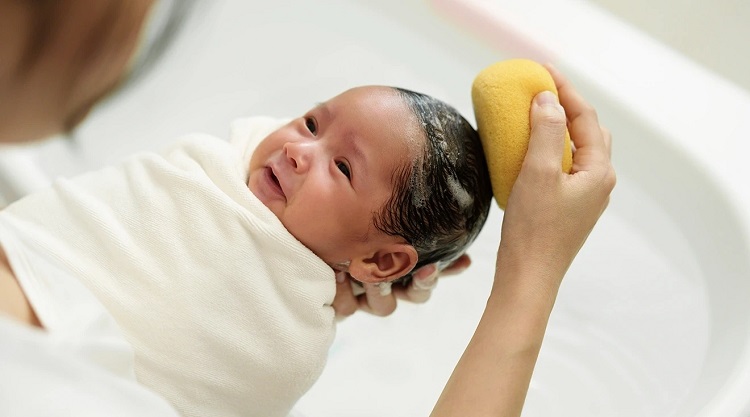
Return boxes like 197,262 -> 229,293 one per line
266,166 -> 285,199
270,170 -> 280,188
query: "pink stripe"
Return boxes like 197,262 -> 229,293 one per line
430,0 -> 557,63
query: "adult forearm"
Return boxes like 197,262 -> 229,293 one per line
430,262 -> 560,417
430,64 -> 615,417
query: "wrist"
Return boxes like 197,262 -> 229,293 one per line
492,243 -> 565,304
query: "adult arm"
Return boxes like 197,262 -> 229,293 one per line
431,66 -> 615,416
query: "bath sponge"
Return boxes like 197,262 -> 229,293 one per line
471,59 -> 573,209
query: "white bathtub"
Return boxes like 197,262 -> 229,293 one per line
1,0 -> 749,416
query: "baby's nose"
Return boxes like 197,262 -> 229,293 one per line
283,141 -> 313,172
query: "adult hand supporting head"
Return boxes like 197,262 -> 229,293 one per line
331,254 -> 471,319
431,65 -> 615,417
331,65 -> 614,322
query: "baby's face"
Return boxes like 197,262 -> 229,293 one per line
247,86 -> 424,266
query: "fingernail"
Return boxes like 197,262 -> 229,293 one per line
413,274 -> 437,291
534,91 -> 565,119
377,282 -> 392,296
536,91 -> 559,107
414,264 -> 437,281
335,272 -> 346,283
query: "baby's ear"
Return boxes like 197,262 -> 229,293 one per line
349,243 -> 417,284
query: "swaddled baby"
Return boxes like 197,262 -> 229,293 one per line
0,86 -> 492,417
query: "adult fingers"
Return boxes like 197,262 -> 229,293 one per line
544,64 -> 609,170
547,65 -> 616,213
395,267 -> 439,303
395,255 -> 470,304
440,254 -> 471,276
410,255 -> 469,282
526,91 -> 568,173
358,282 -> 397,317
332,272 -> 358,320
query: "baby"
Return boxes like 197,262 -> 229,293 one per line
0,86 -> 492,416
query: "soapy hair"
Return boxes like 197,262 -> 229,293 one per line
374,87 -> 492,283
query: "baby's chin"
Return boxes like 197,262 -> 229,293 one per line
246,172 -> 351,272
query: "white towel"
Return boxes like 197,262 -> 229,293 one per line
0,117 -> 336,417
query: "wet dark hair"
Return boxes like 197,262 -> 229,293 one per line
375,87 -> 492,284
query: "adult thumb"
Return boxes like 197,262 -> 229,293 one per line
526,91 -> 567,169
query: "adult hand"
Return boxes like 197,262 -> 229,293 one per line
331,254 -> 471,319
496,64 -> 615,295
431,65 -> 615,417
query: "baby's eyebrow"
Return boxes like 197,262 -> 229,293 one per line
314,102 -> 367,182
343,130 -> 367,178
316,102 -> 332,121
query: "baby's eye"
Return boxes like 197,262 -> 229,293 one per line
305,117 -> 317,136
336,161 -> 351,180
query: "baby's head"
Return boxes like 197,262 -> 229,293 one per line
248,86 -> 491,284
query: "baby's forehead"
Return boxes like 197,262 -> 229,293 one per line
323,86 -> 427,147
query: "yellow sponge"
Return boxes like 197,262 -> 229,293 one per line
471,59 -> 573,209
